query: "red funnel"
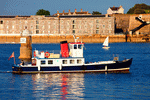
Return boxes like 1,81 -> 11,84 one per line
60,41 -> 69,58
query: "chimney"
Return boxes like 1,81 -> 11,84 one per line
63,10 -> 65,13
113,6 -> 115,8
68,9 -> 70,13
57,10 -> 59,17
75,9 -> 77,12
57,10 -> 59,14
81,8 -> 83,12
105,14 -> 108,17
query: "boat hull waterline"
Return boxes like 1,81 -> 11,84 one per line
12,58 -> 132,73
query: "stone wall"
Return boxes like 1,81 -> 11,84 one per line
129,14 -> 150,34
0,35 -> 148,43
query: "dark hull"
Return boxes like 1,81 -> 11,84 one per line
12,58 -> 132,74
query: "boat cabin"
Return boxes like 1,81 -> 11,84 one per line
69,42 -> 84,57
31,41 -> 85,67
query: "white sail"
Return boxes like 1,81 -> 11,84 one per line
103,36 -> 109,47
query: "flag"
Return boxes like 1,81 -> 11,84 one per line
8,52 -> 14,60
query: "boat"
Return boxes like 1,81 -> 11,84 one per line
12,37 -> 132,74
102,36 -> 110,49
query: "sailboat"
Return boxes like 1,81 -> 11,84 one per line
102,36 -> 110,49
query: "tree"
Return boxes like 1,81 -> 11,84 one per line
92,11 -> 102,15
127,3 -> 150,14
134,9 -> 146,14
36,9 -> 50,16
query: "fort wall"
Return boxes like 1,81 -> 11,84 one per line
0,35 -> 147,44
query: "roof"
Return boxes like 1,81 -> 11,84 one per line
0,15 -> 30,18
0,16 -> 16,18
59,15 -> 110,18
110,6 -> 122,11
69,42 -> 85,44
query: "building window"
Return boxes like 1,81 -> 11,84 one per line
31,25 -> 33,29
41,60 -> 45,65
70,60 -> 75,64
0,20 -> 3,24
54,25 -> 56,29
48,21 -> 50,24
19,25 -> 22,29
48,60 -> 53,64
77,59 -> 82,64
12,25 -> 14,29
96,20 -> 99,23
96,30 -> 99,34
36,25 -> 39,29
109,25 -> 111,28
48,25 -> 50,29
42,25 -> 44,29
48,31 -> 50,34
36,20 -> 39,24
36,30 -> 39,34
61,25 -> 64,29
73,30 -> 75,34
73,20 -> 75,24
109,30 -> 111,33
96,25 -> 99,29
73,25 -> 75,29
25,21 -> 28,24
63,60 -> 67,64
103,25 -> 105,28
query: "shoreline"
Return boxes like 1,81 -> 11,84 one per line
0,34 -> 148,43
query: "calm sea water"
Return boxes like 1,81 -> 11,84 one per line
0,43 -> 150,100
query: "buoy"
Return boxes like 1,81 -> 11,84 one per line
45,52 -> 50,58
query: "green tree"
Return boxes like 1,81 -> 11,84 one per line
127,3 -> 150,14
36,9 -> 50,15
92,11 -> 102,15
134,9 -> 146,14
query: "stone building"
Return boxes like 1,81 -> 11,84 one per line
0,10 -> 115,35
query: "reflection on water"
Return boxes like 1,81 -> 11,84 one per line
32,73 -> 85,99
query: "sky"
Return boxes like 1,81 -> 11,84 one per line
0,0 -> 150,16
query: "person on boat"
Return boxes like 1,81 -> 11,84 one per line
20,60 -> 25,66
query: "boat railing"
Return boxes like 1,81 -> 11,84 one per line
34,50 -> 61,54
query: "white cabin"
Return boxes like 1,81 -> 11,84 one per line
69,42 -> 84,58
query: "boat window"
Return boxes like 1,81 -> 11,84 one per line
77,59 -> 82,64
48,60 -> 53,64
78,44 -> 82,49
41,60 -> 45,65
63,60 -> 67,64
74,45 -> 77,49
70,60 -> 75,64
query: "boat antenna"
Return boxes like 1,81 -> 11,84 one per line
73,33 -> 79,42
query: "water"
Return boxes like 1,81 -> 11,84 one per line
0,43 -> 150,99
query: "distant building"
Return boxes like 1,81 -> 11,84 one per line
107,6 -> 124,14
53,9 -> 91,16
0,10 -> 114,35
